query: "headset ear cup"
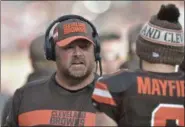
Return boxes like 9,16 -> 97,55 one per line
51,38 -> 56,61
44,37 -> 51,60
45,37 -> 55,61
49,37 -> 56,61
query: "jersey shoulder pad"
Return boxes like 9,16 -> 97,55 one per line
97,69 -> 136,93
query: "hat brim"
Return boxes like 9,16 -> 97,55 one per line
56,36 -> 95,47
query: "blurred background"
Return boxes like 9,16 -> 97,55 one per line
1,1 -> 184,96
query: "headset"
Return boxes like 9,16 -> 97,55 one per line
44,14 -> 102,76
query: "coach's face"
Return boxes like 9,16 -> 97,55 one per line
55,39 -> 95,79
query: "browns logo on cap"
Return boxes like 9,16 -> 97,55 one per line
52,19 -> 95,47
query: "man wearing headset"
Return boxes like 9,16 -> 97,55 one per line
4,15 -> 116,127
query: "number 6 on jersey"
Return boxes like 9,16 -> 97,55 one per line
151,104 -> 184,126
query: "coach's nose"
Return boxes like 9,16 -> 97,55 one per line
73,46 -> 83,57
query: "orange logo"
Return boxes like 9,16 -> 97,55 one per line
63,22 -> 87,35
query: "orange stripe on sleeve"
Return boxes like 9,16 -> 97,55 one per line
95,82 -> 109,90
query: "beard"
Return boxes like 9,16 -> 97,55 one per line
68,65 -> 87,78
62,63 -> 95,81
59,58 -> 95,80
68,65 -> 91,79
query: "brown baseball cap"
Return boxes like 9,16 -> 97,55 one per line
52,19 -> 95,47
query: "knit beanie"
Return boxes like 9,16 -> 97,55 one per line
136,4 -> 184,65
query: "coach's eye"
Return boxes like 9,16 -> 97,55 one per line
79,43 -> 90,50
64,45 -> 73,50
79,44 -> 88,49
